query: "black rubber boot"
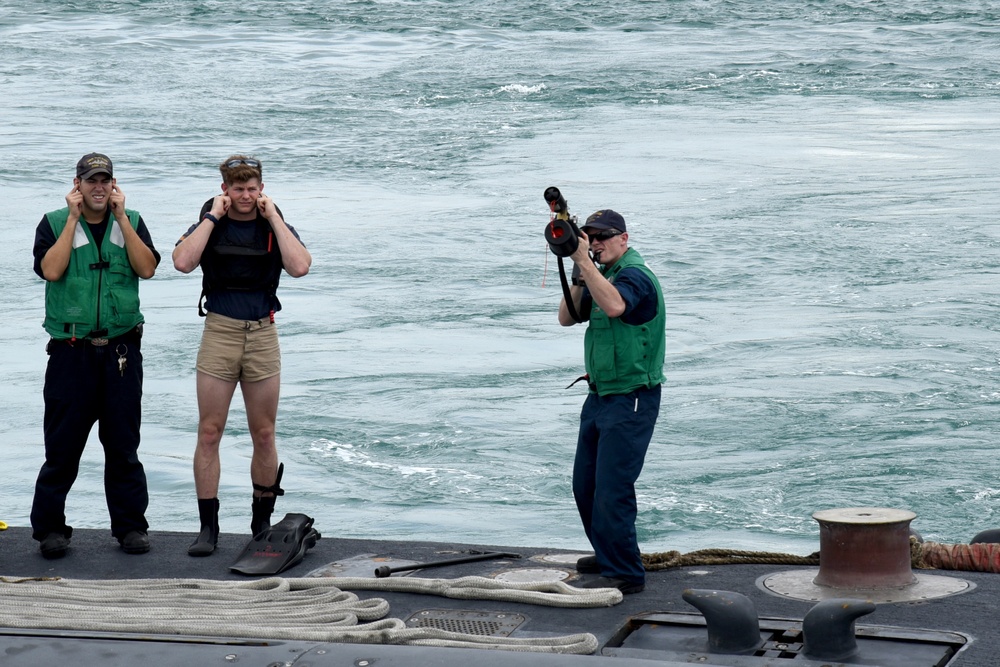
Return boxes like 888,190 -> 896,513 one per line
250,495 -> 276,537
250,463 -> 285,536
187,498 -> 220,557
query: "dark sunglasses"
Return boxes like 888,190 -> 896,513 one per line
589,229 -> 622,242
225,158 -> 262,170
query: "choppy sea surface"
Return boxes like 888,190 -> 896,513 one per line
2,1 -> 1000,554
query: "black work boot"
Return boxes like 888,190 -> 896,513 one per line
119,530 -> 150,555
39,532 -> 71,559
250,495 -> 276,537
188,498 -> 220,557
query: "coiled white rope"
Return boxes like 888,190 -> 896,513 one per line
0,576 -> 615,654
328,574 -> 622,608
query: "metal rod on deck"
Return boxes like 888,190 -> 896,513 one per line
374,551 -> 522,578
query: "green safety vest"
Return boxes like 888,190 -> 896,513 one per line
42,207 -> 144,340
584,247 -> 666,396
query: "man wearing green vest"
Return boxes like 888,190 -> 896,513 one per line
559,209 -> 665,595
30,153 -> 160,558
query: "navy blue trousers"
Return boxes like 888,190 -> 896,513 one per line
30,330 -> 149,541
573,384 -> 661,584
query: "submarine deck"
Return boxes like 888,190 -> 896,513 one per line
0,526 -> 995,666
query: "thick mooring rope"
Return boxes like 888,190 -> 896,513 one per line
915,541 -> 1000,573
642,539 -> 1000,574
329,574 -> 621,607
0,576 -> 606,654
642,548 -> 820,571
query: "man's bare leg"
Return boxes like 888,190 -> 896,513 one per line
243,374 -> 282,535
189,371 -> 238,556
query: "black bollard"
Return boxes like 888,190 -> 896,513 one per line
802,598 -> 876,661
682,589 -> 764,655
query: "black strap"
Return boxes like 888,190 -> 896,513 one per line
253,462 -> 285,496
89,260 -> 110,270
558,257 -> 584,324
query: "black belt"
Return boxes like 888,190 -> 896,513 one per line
52,324 -> 143,347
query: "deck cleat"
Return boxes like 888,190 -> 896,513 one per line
681,589 -> 764,655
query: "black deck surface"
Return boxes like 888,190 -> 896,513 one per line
0,525 -> 995,666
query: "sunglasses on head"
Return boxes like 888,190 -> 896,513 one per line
225,158 -> 261,169
589,229 -> 622,242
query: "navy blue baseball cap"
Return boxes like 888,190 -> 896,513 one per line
582,209 -> 626,233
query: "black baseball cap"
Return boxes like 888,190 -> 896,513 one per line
582,209 -> 626,233
77,153 -> 113,179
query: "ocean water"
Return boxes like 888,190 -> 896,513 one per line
2,0 -> 1000,555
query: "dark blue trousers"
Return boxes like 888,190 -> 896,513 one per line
30,330 -> 149,541
573,384 -> 661,584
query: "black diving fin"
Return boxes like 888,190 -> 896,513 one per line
230,513 -> 321,576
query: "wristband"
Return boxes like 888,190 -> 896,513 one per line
203,212 -> 219,224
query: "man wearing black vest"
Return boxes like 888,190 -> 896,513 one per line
558,209 -> 666,595
31,153 -> 159,558
173,156 -> 311,556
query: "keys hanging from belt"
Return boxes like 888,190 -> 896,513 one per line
116,344 -> 128,377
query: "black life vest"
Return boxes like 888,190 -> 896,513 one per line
199,216 -> 283,316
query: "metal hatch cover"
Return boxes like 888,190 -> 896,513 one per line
760,568 -> 974,604
305,553 -> 421,578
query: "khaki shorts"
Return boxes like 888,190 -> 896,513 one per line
196,312 -> 281,383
